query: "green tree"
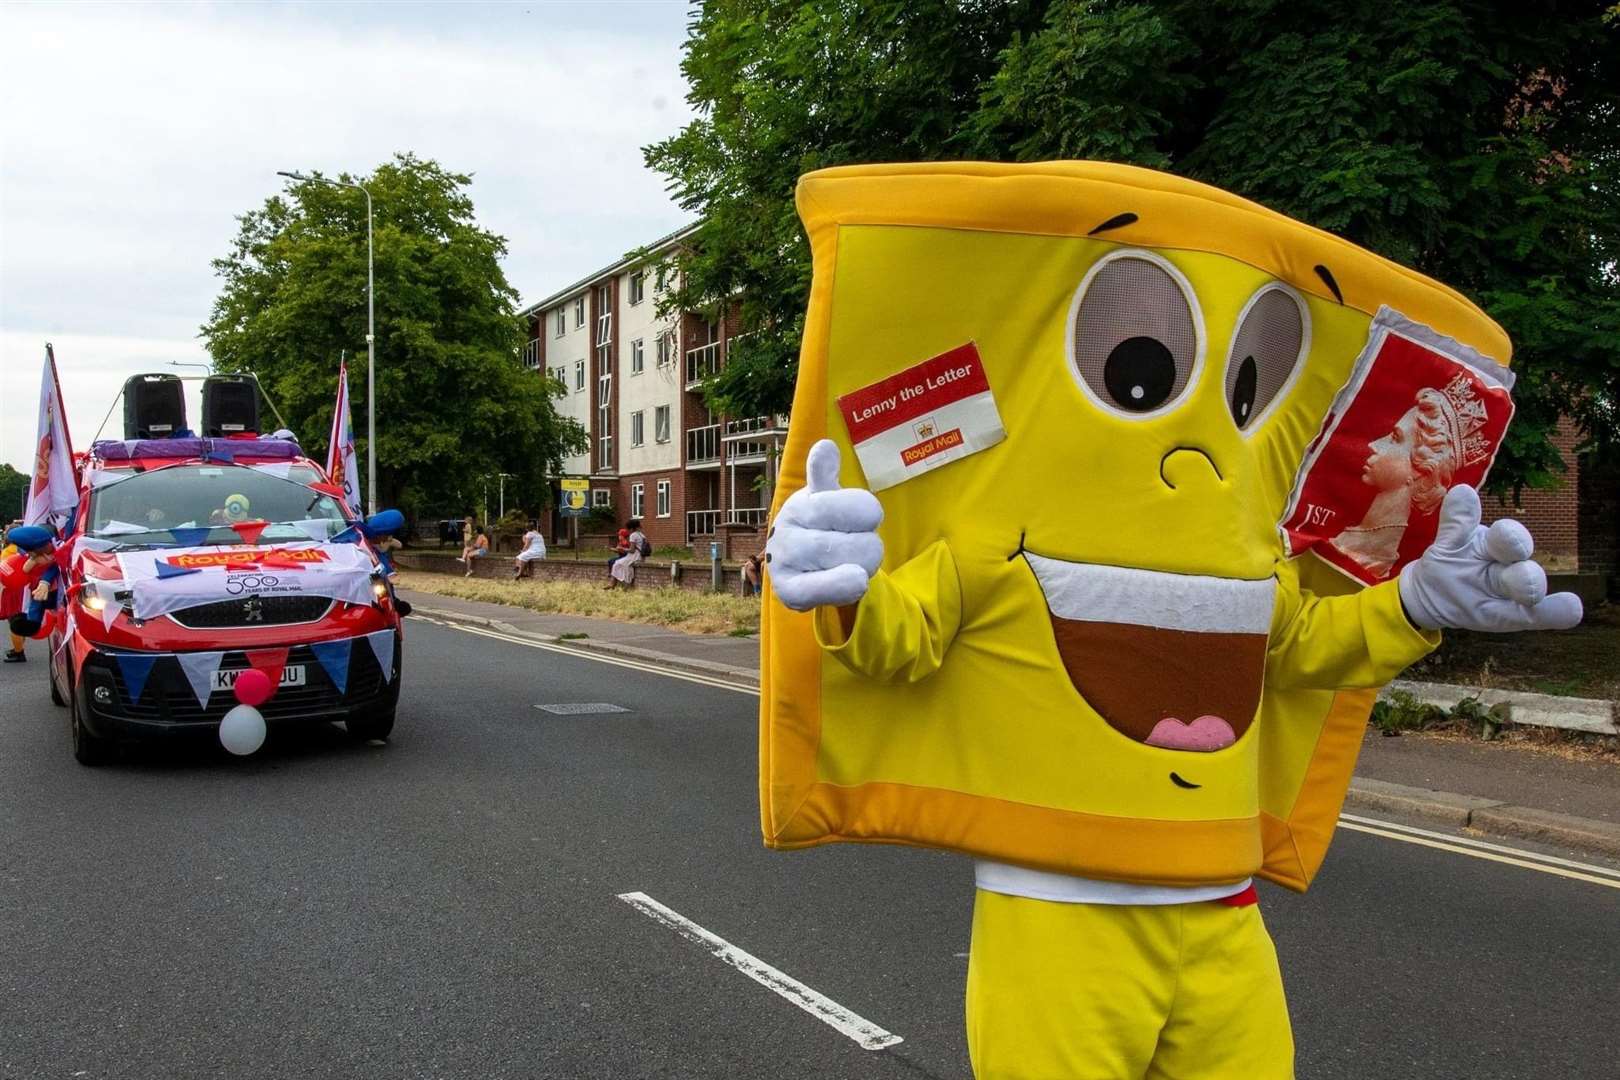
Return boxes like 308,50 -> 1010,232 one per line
648,0 -> 1620,494
202,154 -> 585,520
0,463 -> 29,521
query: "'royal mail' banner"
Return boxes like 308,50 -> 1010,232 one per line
836,342 -> 1006,492
116,542 -> 376,620
1280,307 -> 1515,585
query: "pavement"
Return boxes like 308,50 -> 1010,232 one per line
3,617 -> 1618,1079
398,585 -> 1620,860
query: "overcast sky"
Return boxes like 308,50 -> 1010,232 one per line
0,0 -> 696,472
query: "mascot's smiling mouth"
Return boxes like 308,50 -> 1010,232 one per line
1016,544 -> 1276,754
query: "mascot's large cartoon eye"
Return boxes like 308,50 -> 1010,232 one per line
1225,285 -> 1308,433
1068,251 -> 1202,418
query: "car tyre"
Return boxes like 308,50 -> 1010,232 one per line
71,684 -> 115,767
346,709 -> 395,742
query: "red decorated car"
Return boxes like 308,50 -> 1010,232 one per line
44,433 -> 404,765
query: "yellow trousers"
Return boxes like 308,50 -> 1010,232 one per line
966,890 -> 1294,1080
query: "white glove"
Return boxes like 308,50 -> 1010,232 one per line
766,439 -> 884,611
1398,485 -> 1583,632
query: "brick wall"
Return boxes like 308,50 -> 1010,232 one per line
1480,417 -> 1581,570
1578,453 -> 1619,590
722,524 -> 765,561
616,468 -> 690,548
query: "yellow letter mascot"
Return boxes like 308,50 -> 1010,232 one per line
759,162 -> 1581,1079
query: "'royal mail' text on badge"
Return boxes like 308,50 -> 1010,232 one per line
836,342 -> 1006,491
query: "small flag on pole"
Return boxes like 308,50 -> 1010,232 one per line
26,345 -> 77,531
326,359 -> 362,515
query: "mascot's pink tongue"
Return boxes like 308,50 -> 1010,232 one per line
1145,715 -> 1237,752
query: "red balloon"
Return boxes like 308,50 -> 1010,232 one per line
234,668 -> 274,706
0,553 -> 25,590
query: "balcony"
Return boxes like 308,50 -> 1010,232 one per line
686,423 -> 721,467
521,339 -> 541,370
685,341 -> 722,389
686,508 -> 720,539
726,506 -> 768,527
721,415 -> 787,462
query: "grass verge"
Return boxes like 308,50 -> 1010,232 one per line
395,571 -> 760,636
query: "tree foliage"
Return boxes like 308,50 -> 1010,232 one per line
202,154 -> 585,519
0,463 -> 28,521
647,0 -> 1620,494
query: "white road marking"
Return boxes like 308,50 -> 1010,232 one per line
617,891 -> 903,1051
410,615 -> 756,695
412,617 -> 1620,888
1337,818 -> 1620,889
1338,813 -> 1620,879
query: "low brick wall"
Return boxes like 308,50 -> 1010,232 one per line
394,551 -> 746,594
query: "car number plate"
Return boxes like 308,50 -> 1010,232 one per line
211,665 -> 305,692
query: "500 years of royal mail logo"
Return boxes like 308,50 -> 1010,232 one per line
224,574 -> 284,596
837,343 -> 1006,491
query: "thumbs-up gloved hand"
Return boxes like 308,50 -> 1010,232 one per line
766,439 -> 884,612
1398,485 -> 1583,633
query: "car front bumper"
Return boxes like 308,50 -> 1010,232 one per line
75,637 -> 401,740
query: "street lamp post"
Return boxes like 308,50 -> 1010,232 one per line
497,472 -> 514,522
277,169 -> 376,516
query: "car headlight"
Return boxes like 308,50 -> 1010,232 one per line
79,584 -> 126,619
372,578 -> 389,601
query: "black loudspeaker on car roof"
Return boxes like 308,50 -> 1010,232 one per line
123,373 -> 187,439
201,374 -> 261,437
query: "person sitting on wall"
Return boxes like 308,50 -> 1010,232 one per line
513,526 -> 547,579
604,528 -> 637,590
742,550 -> 765,598
462,527 -> 489,578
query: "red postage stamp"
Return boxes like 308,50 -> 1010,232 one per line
1280,308 -> 1515,585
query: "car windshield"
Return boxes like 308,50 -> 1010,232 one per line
88,464 -> 348,548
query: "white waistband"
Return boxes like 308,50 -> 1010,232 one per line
975,861 -> 1252,906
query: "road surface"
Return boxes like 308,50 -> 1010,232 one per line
2,617 -> 1616,1078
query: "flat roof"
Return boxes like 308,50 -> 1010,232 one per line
517,221 -> 700,318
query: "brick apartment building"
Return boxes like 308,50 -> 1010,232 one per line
519,231 -> 1613,591
519,225 -> 783,559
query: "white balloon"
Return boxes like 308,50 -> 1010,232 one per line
219,704 -> 266,756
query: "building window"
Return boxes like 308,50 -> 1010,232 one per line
631,410 -> 644,448
553,309 -> 565,337
592,488 -> 611,508
598,371 -> 613,468
654,404 -> 671,444
656,479 -> 671,518
655,264 -> 671,295
656,331 -> 673,368
574,359 -> 585,391
595,284 -> 612,348
631,338 -> 644,375
631,483 -> 644,519
574,297 -> 585,328
629,271 -> 645,306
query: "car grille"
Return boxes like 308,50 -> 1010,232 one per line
169,595 -> 333,629
92,641 -> 396,724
